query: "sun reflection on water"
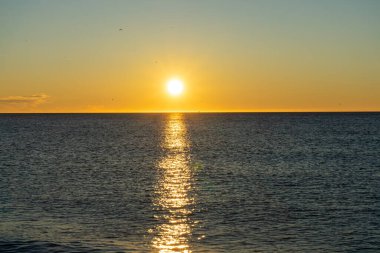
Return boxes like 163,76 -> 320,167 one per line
151,114 -> 194,253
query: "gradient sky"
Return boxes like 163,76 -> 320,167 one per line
1,0 -> 379,112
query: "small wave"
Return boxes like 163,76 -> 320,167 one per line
0,240 -> 103,253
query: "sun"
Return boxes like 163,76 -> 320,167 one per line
166,78 -> 184,96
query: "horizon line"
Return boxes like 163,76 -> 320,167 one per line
0,110 -> 379,114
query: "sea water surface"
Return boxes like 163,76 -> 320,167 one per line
1,113 -> 379,252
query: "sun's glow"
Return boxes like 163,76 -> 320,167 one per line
167,79 -> 184,96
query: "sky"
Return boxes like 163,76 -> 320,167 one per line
1,0 -> 379,112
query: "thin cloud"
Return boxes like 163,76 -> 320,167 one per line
0,94 -> 49,105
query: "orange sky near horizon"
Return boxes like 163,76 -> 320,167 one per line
1,0 -> 379,113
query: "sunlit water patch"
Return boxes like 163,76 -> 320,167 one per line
149,114 -> 198,253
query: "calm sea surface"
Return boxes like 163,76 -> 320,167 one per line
1,113 -> 379,252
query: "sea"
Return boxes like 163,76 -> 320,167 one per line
0,113 -> 379,252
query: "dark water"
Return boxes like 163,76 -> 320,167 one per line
1,113 -> 379,252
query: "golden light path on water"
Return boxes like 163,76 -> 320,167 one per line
150,114 -> 195,253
